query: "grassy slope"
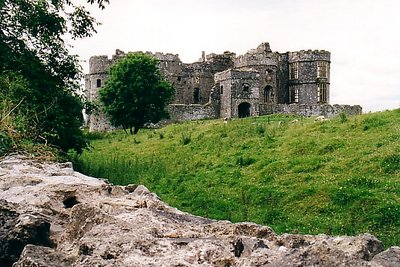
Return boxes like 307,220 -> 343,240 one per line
72,111 -> 400,247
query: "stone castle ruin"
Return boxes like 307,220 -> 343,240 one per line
85,42 -> 362,131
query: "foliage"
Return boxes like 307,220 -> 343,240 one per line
73,111 -> 400,247
339,112 -> 348,123
180,132 -> 191,145
1,72 -> 28,154
0,0 -> 109,156
99,52 -> 175,134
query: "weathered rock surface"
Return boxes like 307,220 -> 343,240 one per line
0,156 -> 399,266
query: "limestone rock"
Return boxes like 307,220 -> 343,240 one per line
0,156 -> 399,266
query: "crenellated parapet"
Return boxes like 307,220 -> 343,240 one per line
89,55 -> 113,74
288,50 -> 330,63
234,43 -> 280,69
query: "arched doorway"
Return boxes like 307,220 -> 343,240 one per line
238,102 -> 251,118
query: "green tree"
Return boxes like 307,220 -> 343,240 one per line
99,52 -> 175,134
0,0 -> 109,154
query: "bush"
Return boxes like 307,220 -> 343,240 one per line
0,131 -> 12,156
0,72 -> 87,155
180,132 -> 191,145
236,156 -> 256,167
256,124 -> 265,135
363,117 -> 388,131
339,112 -> 348,123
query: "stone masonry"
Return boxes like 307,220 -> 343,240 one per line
85,43 -> 362,131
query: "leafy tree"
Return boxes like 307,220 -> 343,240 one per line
99,53 -> 175,134
0,0 -> 109,154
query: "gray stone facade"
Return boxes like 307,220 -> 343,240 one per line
85,43 -> 361,131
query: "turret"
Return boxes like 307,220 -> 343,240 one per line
287,50 -> 331,105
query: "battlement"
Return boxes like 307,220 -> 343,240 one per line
288,49 -> 330,62
206,52 -> 236,63
151,52 -> 181,62
235,53 -> 280,68
89,55 -> 113,74
215,68 -> 259,82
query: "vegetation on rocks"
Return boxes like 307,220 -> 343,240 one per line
72,110 -> 400,248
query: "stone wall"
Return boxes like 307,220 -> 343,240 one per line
259,103 -> 362,117
88,112 -> 113,132
167,104 -> 218,122
288,50 -> 331,62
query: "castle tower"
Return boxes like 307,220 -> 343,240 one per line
215,69 -> 260,118
85,55 -> 114,131
287,50 -> 331,105
234,42 -> 281,105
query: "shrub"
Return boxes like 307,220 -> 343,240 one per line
180,132 -> 191,145
236,156 -> 256,167
363,117 -> 388,131
0,131 -> 12,156
339,112 -> 348,123
256,124 -> 265,135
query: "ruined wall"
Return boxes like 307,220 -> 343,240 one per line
88,112 -> 113,132
167,104 -> 218,122
278,53 -> 290,104
215,70 -> 233,118
259,104 -> 362,117
229,69 -> 260,118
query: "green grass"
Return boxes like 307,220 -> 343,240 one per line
71,111 -> 400,247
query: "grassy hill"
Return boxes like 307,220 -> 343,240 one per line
71,110 -> 400,247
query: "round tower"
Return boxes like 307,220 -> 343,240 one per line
287,50 -> 330,105
85,55 -> 114,131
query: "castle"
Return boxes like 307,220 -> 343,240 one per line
85,42 -> 362,131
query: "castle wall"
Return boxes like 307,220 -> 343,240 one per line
89,55 -> 113,74
215,69 -> 260,118
278,53 -> 290,104
288,50 -> 331,62
85,73 -> 109,101
167,104 -> 218,122
88,112 -> 113,132
215,70 -> 233,118
259,104 -> 362,117
229,69 -> 260,118
234,43 -> 280,106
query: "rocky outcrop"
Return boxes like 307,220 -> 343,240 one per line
0,156 -> 399,266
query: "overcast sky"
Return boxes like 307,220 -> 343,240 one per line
71,0 -> 400,112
